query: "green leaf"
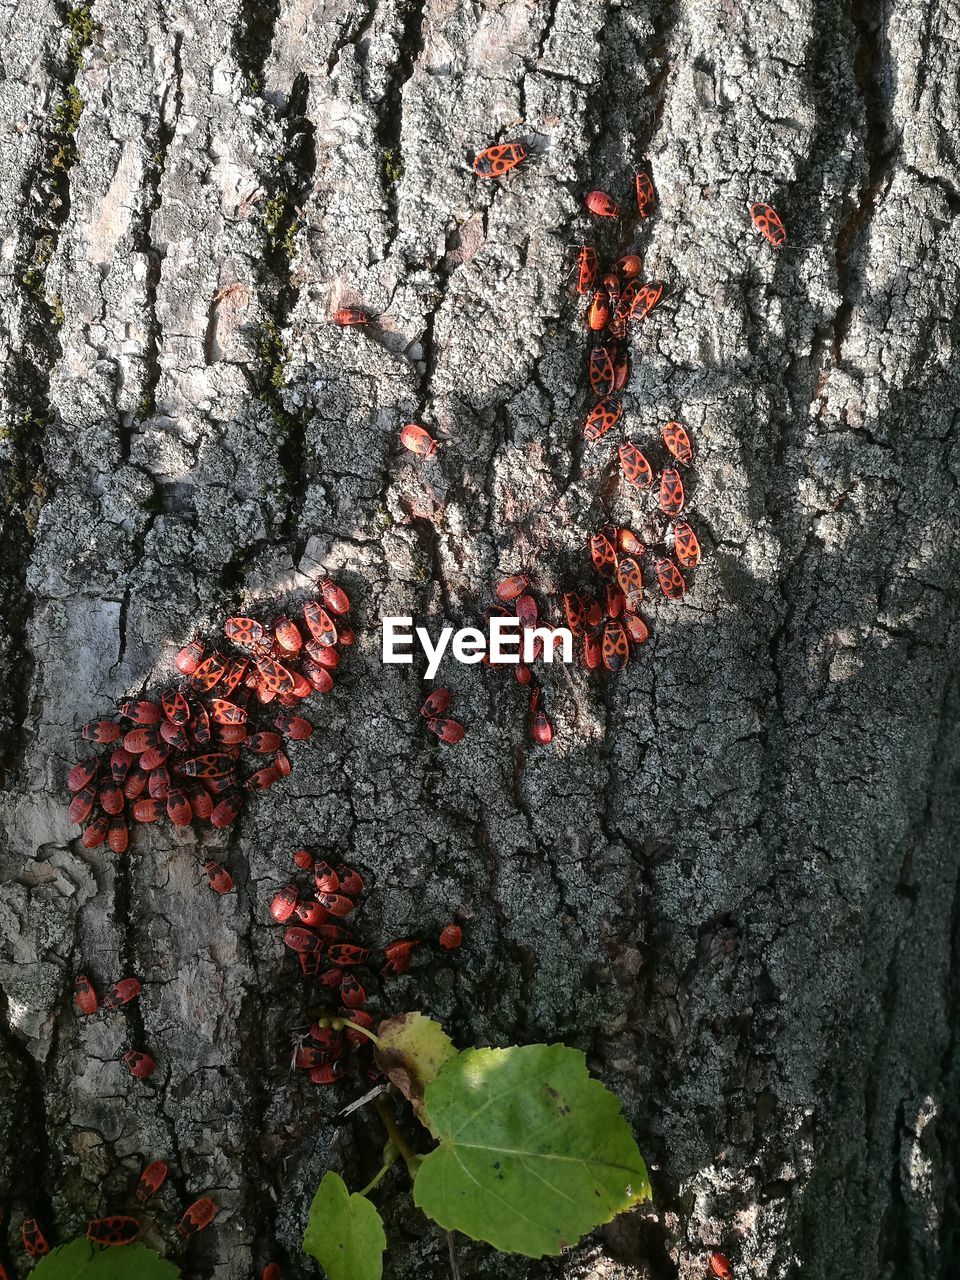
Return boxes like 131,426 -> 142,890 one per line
34,1239 -> 180,1278
413,1043 -> 651,1258
374,1012 -> 457,1120
303,1171 -> 386,1280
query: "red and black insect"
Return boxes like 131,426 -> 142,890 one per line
21,1219 -> 50,1259
439,923 -> 462,950
302,602 -> 338,649
178,1197 -> 218,1237
166,788 -> 192,827
588,345 -> 615,395
563,592 -> 584,636
582,633 -> 601,670
81,718 -> 122,744
709,1252 -> 734,1280
340,973 -> 366,1009
191,653 -> 227,692
329,943 -> 372,967
618,442 -> 653,488
210,794 -> 242,828
602,620 -> 629,674
589,532 -> 618,577
270,885 -> 299,923
635,170 -> 656,217
381,939 -> 418,976
255,656 -> 296,697
659,468 -> 685,516
612,345 -> 630,391
655,557 -> 686,599
75,974 -> 98,1016
337,865 -> 364,896
262,1265 -> 282,1280
574,244 -> 598,295
103,978 -> 142,1010
427,718 -> 465,745
137,1159 -> 168,1202
122,1049 -> 156,1080
623,612 -> 650,644
119,699 -> 162,725
530,688 -> 553,745
606,584 -> 625,618
662,420 -> 693,464
316,892 -> 355,918
332,308 -> 369,326
224,616 -> 266,651
284,927 -> 323,954
584,397 -> 622,443
320,578 -> 350,615
175,640 -> 205,675
399,422 -> 438,457
86,1216 -> 140,1247
67,759 -> 99,793
421,688 -> 452,718
472,142 -> 527,178
615,253 -> 643,279
616,557 -> 644,613
585,287 -> 609,331
314,861 -> 340,893
495,573 -> 530,602
82,816 -> 111,848
585,189 -> 619,218
161,688 -> 190,725
672,520 -> 701,568
204,860 -> 234,894
749,202 -> 786,248
108,816 -> 129,855
275,714 -> 313,739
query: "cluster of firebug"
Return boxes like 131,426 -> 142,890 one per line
18,1165 -> 216,1262
65,578 -> 353,853
72,973 -> 158,1080
419,687 -> 466,745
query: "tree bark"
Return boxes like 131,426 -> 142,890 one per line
1,0 -> 959,1277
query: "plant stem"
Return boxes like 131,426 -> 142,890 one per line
358,1153 -> 397,1197
338,1017 -> 384,1048
374,1096 -> 421,1178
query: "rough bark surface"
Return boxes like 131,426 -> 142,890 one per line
1,0 -> 959,1277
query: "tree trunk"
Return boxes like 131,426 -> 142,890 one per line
2,0 -> 959,1277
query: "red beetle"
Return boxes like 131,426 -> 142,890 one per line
103,977 -> 142,1010
340,973 -> 366,1009
305,640 -> 340,668
586,288 -> 610,331
320,577 -> 350,615
635,170 -> 656,217
659,468 -> 685,516
619,444 -> 653,489
316,892 -> 355,918
338,625 -> 356,646
605,584 -> 625,619
573,244 -> 598,295
426,718 -> 465,745
672,520 -> 701,568
110,747 -> 135,786
178,752 -> 234,779
749,201 -> 786,248
494,574 -> 530,602
585,190 -> 619,218
562,592 -> 584,636
472,141 -> 527,178
618,527 -> 645,556
86,1215 -> 140,1246
191,653 -> 227,692
210,794 -> 242,828
220,657 -> 250,696
224,617 -> 266,651
420,687 -> 452,718
588,345 -> 615,396
337,864 -> 364,896
248,732 -> 283,754
589,532 -> 618,578
612,344 -> 630,391
175,640 -> 205,675
137,1158 -> 169,1202
624,612 -> 651,645
602,620 -> 629,674
709,1252 -> 733,1280
400,422 -> 439,457
75,974 -> 99,1016
132,797 -> 163,824
192,704 -> 212,747
584,397 -> 622,442
119,699 -> 162,725
331,308 -> 369,326
292,848 -> 314,871
328,943 -> 371,966
284,927 -> 324,954
296,900 -> 327,927
272,616 -> 302,655
662,420 -> 693,464
302,602 -> 338,648
656,557 -> 686,599
167,788 -> 193,827
273,750 -> 292,777
439,924 -> 462,951
82,816 -> 111,848
203,861 -> 234,894
68,784 -> 96,825
341,1008 -> 373,1044
270,884 -> 299,922
122,1049 -> 156,1080
318,967 -> 345,989
140,744 -> 172,773
178,1196 -> 217,1236
614,253 -> 643,279
531,705 -> 553,745
245,765 -> 281,792
81,718 -> 122,744
21,1219 -> 50,1259
309,1062 -> 343,1085
314,861 -> 340,893
123,764 -> 149,799
161,688 -> 190,725
68,759 -> 99,792
582,633 -> 601,671
616,557 -> 644,613
262,1265 -> 282,1280
123,727 -> 160,755
381,938 -> 419,976
108,816 -> 129,855
301,659 -> 334,694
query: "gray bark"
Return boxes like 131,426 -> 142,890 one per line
1,0 -> 959,1277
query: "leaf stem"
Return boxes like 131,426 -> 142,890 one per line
374,1096 -> 421,1178
338,1017 -> 384,1048
358,1153 -> 397,1197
